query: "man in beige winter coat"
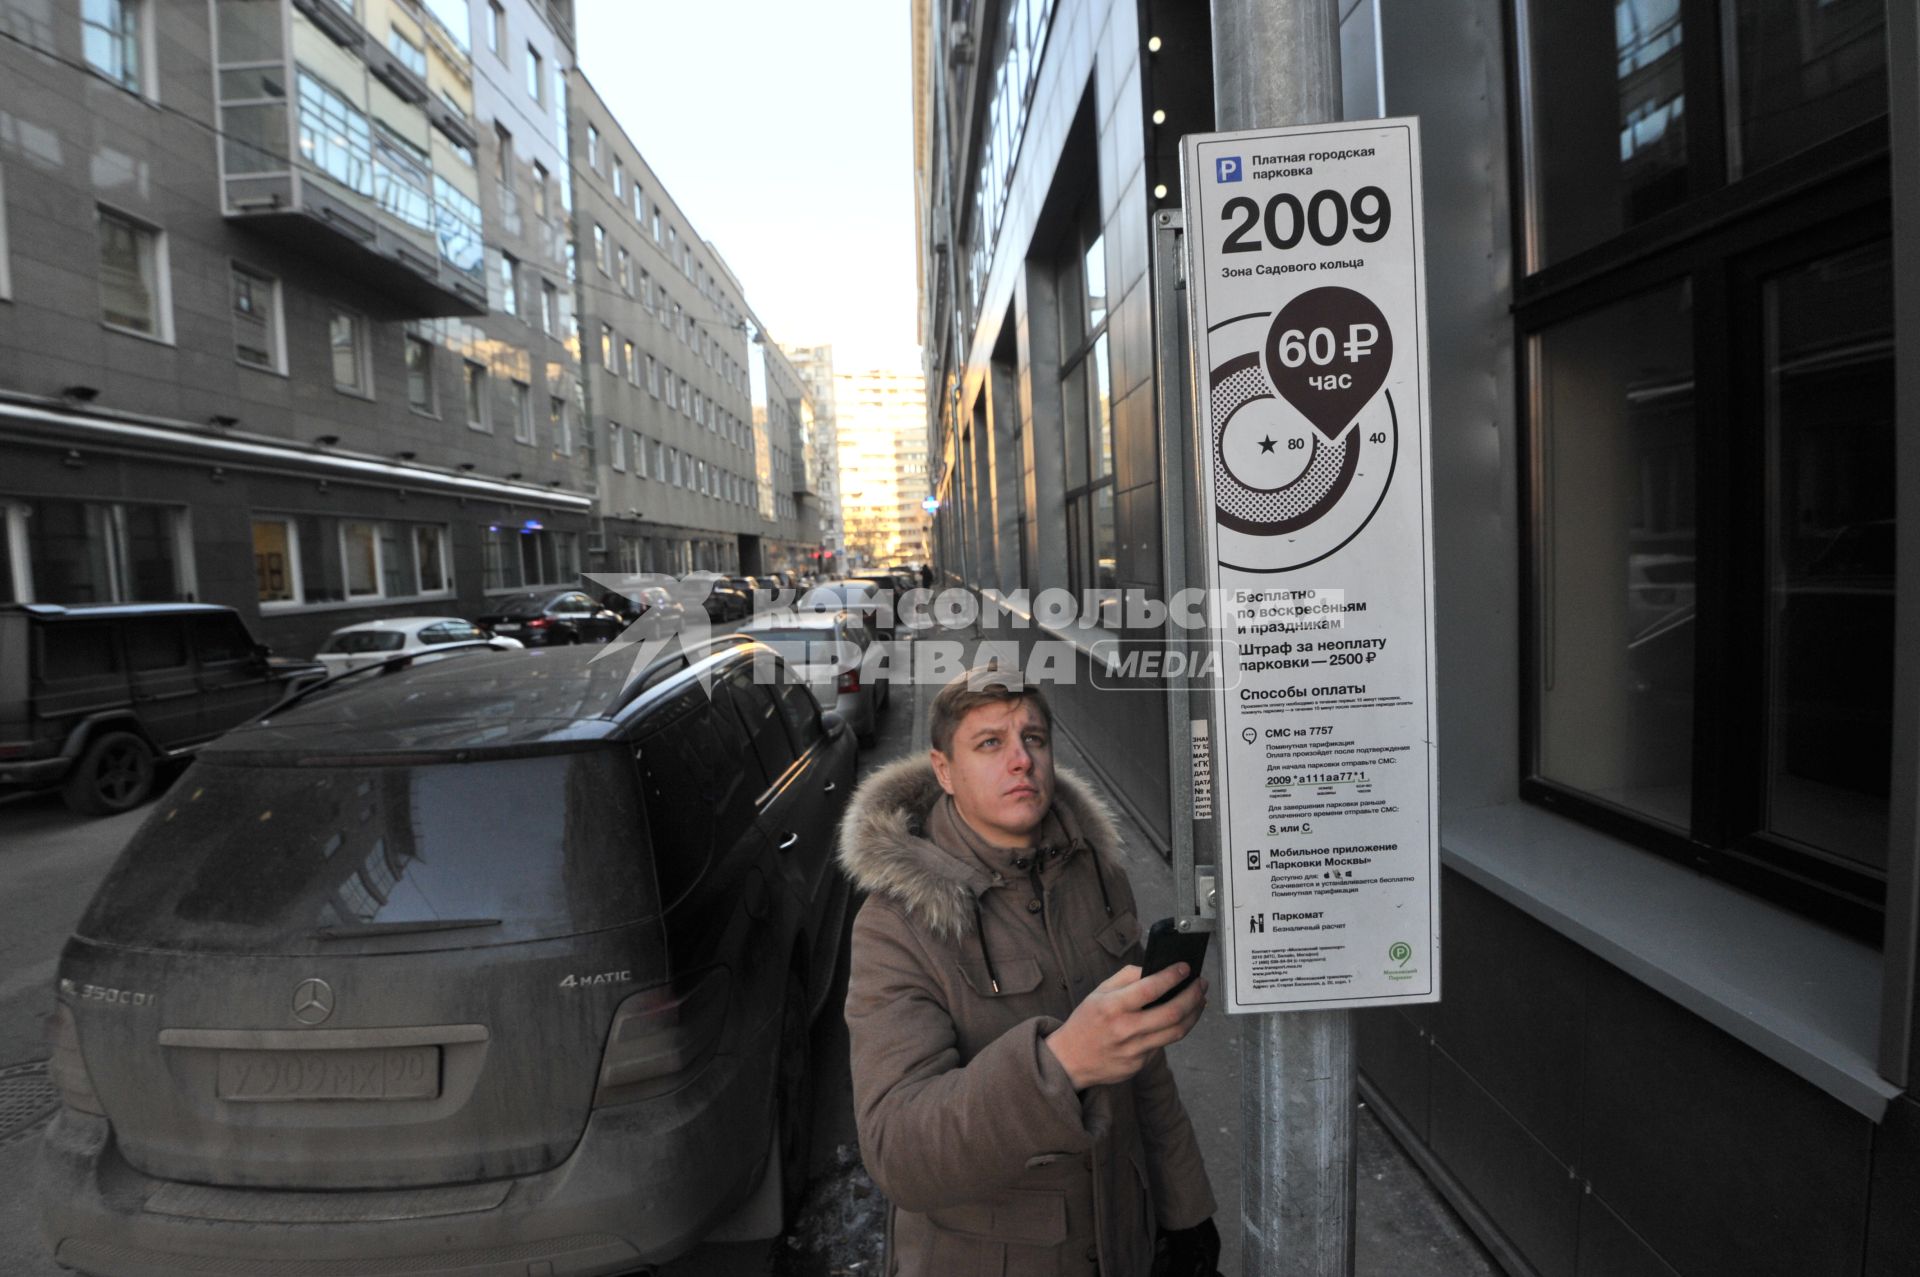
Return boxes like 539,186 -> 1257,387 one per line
840,667 -> 1218,1275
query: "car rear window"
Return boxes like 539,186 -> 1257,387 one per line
77,752 -> 657,954
327,631 -> 407,654
492,596 -> 548,618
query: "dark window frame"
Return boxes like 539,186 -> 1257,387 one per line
1055,200 -> 1115,600
1509,0 -> 1893,939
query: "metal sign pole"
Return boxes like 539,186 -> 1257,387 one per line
1155,207 -> 1219,933
1207,2 -> 1355,1274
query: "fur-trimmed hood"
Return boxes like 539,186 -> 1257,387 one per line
837,756 -> 1125,940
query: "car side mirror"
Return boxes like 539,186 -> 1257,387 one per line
820,710 -> 847,740
252,642 -> 272,661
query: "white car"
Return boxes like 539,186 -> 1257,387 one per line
739,610 -> 890,746
315,617 -> 523,675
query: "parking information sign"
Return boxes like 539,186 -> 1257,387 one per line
1179,119 -> 1440,1014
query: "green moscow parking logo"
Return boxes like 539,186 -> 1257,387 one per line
1388,942 -> 1413,966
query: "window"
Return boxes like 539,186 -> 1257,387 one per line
531,160 -> 549,219
610,421 -> 626,470
550,395 -> 570,455
13,499 -> 192,603
330,309 -> 368,393
640,269 -> 653,310
230,265 -> 282,372
341,522 -> 379,597
387,28 -> 427,77
600,323 -> 615,370
635,433 -> 649,479
720,669 -> 794,786
539,278 -> 557,336
415,525 -> 448,593
98,207 -> 167,340
636,699 -> 758,906
498,251 -> 518,317
646,354 -> 658,396
1514,0 -> 1893,934
586,123 -> 601,171
482,524 -> 579,590
298,70 -> 372,196
82,0 -> 144,94
493,123 -> 513,187
253,518 -> 297,603
651,204 -> 662,241
593,223 -> 608,273
405,334 -> 435,413
617,246 -> 632,294
623,339 -> 636,383
511,379 -> 533,444
257,515 -> 450,607
633,182 -> 644,221
613,158 -> 624,199
774,679 -> 824,754
525,43 -> 542,103
486,0 -> 504,55
1057,209 -> 1115,605
464,359 -> 488,429
1519,0 -> 1886,269
433,176 -> 483,276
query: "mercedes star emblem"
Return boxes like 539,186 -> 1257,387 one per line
291,977 -> 335,1026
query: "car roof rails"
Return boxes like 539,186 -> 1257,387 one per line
261,641 -> 507,717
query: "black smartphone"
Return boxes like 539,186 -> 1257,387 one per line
1139,917 -> 1210,1009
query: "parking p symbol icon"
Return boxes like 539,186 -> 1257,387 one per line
1216,156 -> 1242,183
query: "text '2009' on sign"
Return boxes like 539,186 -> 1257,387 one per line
1221,188 -> 1391,254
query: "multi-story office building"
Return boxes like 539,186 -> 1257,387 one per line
568,71 -> 809,577
835,366 -> 929,567
0,0 -> 592,656
782,341 -> 845,574
916,1 -> 1919,1273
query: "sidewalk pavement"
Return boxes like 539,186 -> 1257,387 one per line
912,622 -> 1499,1277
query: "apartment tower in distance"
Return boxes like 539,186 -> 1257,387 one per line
834,366 -> 928,569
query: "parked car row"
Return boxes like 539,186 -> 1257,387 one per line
3,569 -> 913,819
40,633 -> 860,1274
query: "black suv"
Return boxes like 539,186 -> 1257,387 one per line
40,637 -> 857,1276
0,603 -> 322,816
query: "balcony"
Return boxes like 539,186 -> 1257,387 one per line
215,0 -> 486,318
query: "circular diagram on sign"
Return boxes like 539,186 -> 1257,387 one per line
1206,288 -> 1399,573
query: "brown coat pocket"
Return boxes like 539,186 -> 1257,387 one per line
926,1187 -> 1069,1246
956,955 -> 1043,996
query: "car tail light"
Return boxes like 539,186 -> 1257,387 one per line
837,668 -> 860,693
46,1004 -> 105,1116
528,617 -> 550,629
593,968 -> 731,1106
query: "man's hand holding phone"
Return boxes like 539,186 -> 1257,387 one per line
1043,962 -> 1207,1089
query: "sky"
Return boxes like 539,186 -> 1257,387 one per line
575,1 -> 921,376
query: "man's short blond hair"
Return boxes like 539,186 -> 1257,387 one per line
929,663 -> 1053,754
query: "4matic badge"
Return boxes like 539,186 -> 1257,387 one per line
1208,286 -> 1396,573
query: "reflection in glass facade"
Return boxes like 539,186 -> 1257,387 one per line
1535,282 -> 1695,829
1763,240 -> 1894,867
